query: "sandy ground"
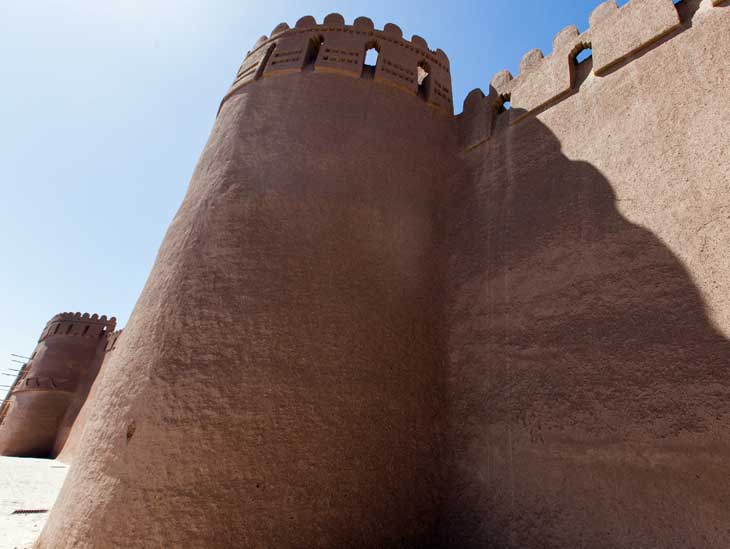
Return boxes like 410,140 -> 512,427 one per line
0,457 -> 68,549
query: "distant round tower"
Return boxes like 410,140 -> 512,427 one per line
38,14 -> 455,547
0,312 -> 115,458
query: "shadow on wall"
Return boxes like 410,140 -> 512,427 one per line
439,110 -> 730,548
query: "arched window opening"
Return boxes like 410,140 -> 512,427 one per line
255,43 -> 276,79
570,41 -> 593,65
417,60 -> 432,99
303,35 -> 324,71
494,93 -> 511,115
362,41 -> 380,79
569,42 -> 593,89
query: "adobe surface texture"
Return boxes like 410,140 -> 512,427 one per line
4,0 -> 727,547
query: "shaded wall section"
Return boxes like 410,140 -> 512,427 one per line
440,4 -> 730,548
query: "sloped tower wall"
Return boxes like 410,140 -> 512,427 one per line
37,14 -> 456,548
0,312 -> 115,458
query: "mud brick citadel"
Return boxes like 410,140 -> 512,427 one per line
1,0 -> 729,546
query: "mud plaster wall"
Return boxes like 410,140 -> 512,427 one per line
439,3 -> 730,547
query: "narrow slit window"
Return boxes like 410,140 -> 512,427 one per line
255,43 -> 276,79
303,36 -> 324,71
362,42 -> 380,79
575,48 -> 593,64
365,48 -> 379,67
417,60 -> 431,99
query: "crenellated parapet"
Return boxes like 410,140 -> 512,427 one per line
39,312 -> 117,343
457,0 -> 694,150
218,1 -> 725,150
222,13 -> 453,113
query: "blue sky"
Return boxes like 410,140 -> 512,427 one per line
0,0 -> 605,395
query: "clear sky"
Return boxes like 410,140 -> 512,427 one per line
0,0 -> 608,397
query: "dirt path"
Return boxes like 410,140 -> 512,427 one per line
0,457 -> 68,549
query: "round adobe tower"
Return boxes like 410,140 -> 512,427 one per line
0,312 -> 115,458
38,15 -> 456,548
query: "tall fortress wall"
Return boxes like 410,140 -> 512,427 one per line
18,0 -> 730,547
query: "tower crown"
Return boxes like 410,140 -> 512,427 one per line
39,312 -> 117,342
221,13 -> 453,113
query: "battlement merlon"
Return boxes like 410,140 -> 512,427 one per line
220,13 -> 453,114
39,312 -> 117,342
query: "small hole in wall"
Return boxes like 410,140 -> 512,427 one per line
417,60 -> 432,99
126,421 -> 136,443
575,48 -> 593,64
362,41 -> 380,79
364,47 -> 379,67
494,93 -> 511,114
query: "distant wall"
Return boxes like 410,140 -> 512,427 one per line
0,313 -> 116,458
441,2 -> 730,547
